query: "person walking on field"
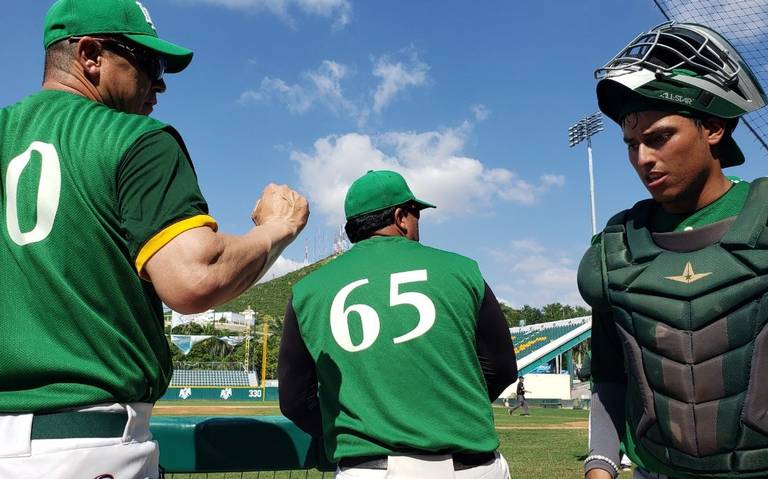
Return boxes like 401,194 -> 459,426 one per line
508,376 -> 530,416
279,170 -> 517,479
0,1 -> 308,478
578,21 -> 768,479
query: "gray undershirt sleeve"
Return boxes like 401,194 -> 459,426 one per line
585,382 -> 627,479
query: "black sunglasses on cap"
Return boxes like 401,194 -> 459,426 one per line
69,36 -> 166,81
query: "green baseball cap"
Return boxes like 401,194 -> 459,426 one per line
344,170 -> 436,220
43,0 -> 193,74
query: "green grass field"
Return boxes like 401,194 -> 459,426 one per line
155,401 -> 631,479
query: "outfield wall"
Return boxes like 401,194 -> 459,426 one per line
151,416 -> 334,473
162,386 -> 279,401
500,374 -> 571,400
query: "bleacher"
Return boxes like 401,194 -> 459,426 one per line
510,316 -> 591,375
169,369 -> 250,387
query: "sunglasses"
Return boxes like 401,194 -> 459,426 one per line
70,36 -> 166,81
404,203 -> 421,219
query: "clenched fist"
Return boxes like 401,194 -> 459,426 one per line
252,184 -> 309,238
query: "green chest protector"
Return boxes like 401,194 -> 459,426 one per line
581,178 -> 768,477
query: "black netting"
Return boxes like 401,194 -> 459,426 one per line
652,0 -> 768,152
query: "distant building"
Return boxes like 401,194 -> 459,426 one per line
171,308 -> 258,328
241,307 -> 257,325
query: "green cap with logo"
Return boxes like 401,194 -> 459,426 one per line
43,0 -> 193,74
344,170 -> 436,220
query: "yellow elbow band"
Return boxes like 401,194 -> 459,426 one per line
135,214 -> 218,280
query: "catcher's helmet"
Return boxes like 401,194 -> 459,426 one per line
595,22 -> 767,166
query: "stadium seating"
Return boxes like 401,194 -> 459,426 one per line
510,317 -> 589,358
170,369 -> 250,387
510,317 -> 591,375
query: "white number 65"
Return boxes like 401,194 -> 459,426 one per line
330,269 -> 436,352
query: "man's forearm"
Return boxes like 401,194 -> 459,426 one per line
145,222 -> 297,313
146,183 -> 308,314
584,382 -> 627,479
198,222 -> 298,303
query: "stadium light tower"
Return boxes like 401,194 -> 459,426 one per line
568,112 -> 604,236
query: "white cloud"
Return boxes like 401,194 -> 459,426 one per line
180,0 -> 352,28
541,174 -> 566,187
241,50 -> 430,125
259,255 -> 307,283
510,239 -> 545,254
371,48 -> 429,114
240,78 -> 312,113
497,297 -> 513,306
240,60 -> 358,118
290,122 -> 565,225
489,240 -> 585,307
297,0 -> 351,28
307,61 -> 358,115
471,104 -> 491,121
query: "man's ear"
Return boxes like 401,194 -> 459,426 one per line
393,207 -> 409,234
701,117 -> 727,147
75,37 -> 103,80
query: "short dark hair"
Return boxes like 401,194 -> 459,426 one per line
344,206 -> 397,243
44,39 -> 76,79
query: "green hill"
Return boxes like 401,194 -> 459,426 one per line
216,256 -> 335,318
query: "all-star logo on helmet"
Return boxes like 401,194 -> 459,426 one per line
594,21 -> 768,167
659,91 -> 694,105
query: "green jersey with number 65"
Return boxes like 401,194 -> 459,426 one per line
0,90 -> 211,412
291,236 -> 499,460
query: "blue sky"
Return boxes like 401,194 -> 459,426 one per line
4,0 -> 768,307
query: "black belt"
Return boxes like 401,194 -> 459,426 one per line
31,411 -> 128,439
339,451 -> 496,471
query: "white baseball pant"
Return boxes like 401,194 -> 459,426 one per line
334,452 -> 510,479
0,403 -> 158,479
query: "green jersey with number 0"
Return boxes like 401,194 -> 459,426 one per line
0,90 -> 207,412
292,236 -> 499,461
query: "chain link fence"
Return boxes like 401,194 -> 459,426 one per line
651,0 -> 768,152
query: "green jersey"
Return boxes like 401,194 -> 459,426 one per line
0,90 -> 212,412
291,236 -> 499,461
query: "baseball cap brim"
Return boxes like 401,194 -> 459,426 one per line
124,33 -> 193,74
348,197 -> 436,220
411,198 -> 436,211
